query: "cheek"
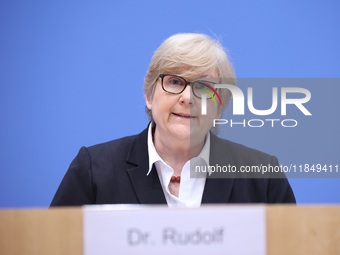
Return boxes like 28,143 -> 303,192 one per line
148,89 -> 176,116
198,103 -> 220,129
206,101 -> 220,118
146,85 -> 162,111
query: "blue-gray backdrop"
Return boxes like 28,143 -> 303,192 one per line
1,0 -> 339,207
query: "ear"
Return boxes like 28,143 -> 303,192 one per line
145,95 -> 152,110
216,105 -> 223,119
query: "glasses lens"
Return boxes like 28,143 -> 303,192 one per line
162,75 -> 186,94
192,81 -> 216,99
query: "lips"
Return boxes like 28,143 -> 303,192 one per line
172,112 -> 196,118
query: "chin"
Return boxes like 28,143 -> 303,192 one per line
173,129 -> 191,141
169,123 -> 204,140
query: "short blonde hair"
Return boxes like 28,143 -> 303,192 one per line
144,33 -> 235,119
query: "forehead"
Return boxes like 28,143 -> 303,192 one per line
166,67 -> 219,81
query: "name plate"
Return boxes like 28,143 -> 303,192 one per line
83,205 -> 265,255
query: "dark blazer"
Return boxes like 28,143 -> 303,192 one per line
50,127 -> 295,206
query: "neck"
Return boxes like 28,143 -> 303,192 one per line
152,126 -> 205,175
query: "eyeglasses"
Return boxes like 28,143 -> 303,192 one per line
159,74 -> 217,100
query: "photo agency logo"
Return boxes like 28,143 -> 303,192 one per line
201,83 -> 312,128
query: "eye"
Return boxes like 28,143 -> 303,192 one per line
167,77 -> 185,86
195,82 -> 207,90
195,81 -> 214,90
193,81 -> 216,99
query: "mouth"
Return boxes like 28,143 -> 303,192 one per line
172,112 -> 196,119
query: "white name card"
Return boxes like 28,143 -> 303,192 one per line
83,205 -> 265,255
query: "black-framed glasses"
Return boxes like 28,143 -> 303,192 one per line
159,74 -> 217,99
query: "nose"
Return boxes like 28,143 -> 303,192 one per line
179,84 -> 193,104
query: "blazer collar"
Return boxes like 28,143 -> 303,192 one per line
201,133 -> 236,204
126,126 -> 235,205
126,126 -> 167,204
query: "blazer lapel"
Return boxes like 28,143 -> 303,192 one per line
201,133 -> 236,204
125,127 -> 236,205
126,127 -> 167,204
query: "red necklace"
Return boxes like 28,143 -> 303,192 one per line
170,176 -> 181,183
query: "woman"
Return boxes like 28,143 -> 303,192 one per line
51,33 -> 295,207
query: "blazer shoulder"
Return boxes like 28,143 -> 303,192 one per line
85,127 -> 148,161
87,134 -> 136,154
210,133 -> 277,165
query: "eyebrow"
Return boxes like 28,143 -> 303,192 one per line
196,76 -> 218,82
